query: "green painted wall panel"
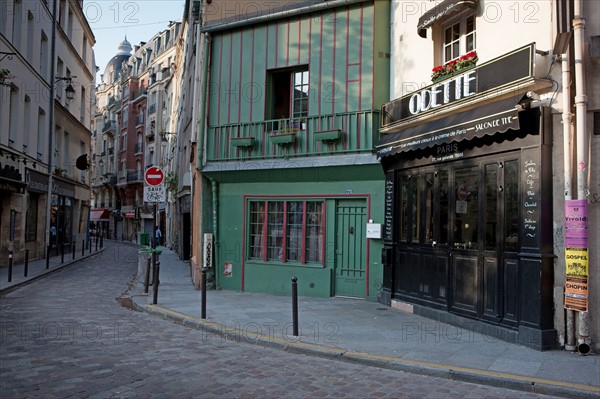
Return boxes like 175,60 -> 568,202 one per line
334,7 -> 348,114
210,164 -> 385,300
206,1 -> 390,161
320,13 -> 335,116
266,24 -> 277,69
244,263 -> 332,297
299,18 -> 311,65
240,29 -> 255,123
220,33 -> 232,126
308,14 -> 323,116
209,35 -> 222,126
229,31 -> 242,123
372,0 -> 391,108
360,5 -> 374,111
252,26 -> 267,122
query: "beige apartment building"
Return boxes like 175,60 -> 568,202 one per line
0,0 -> 95,264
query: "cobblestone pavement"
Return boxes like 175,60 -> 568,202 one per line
0,242 -> 563,398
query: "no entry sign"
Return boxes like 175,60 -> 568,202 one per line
145,166 -> 164,186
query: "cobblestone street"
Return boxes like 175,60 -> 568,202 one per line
0,242 -> 564,398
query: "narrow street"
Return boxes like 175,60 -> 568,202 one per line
1,241 -> 562,398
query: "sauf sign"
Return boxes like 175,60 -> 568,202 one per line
408,70 -> 477,115
144,166 -> 166,203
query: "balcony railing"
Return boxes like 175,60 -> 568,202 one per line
127,170 -> 142,182
206,111 -> 380,162
102,120 -> 117,133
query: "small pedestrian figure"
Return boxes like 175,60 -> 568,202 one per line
155,227 -> 162,246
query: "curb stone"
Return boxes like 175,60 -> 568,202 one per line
130,299 -> 599,399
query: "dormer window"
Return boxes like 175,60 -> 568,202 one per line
443,14 -> 476,63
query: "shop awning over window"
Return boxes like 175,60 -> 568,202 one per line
90,209 -> 111,221
376,96 -> 522,158
417,0 -> 478,38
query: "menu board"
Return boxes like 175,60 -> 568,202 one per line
522,159 -> 539,248
384,173 -> 394,242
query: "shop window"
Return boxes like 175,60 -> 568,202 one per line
268,68 -> 309,120
504,160 -> 519,252
25,193 -> 39,241
249,200 -> 323,264
485,163 -> 498,250
443,14 -> 476,63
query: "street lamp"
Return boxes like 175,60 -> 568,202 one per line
55,76 -> 77,101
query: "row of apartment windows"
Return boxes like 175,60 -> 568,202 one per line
3,87 -> 47,161
4,1 -> 91,80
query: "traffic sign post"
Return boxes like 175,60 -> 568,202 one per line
145,166 -> 164,186
144,166 -> 166,203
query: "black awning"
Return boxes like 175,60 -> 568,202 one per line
417,0 -> 478,38
376,96 -> 521,158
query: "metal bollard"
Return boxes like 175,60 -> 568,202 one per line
201,268 -> 207,319
152,255 -> 160,305
89,238 -> 92,254
24,249 -> 29,277
100,235 -> 103,249
8,250 -> 13,282
291,276 -> 299,336
46,245 -> 50,269
95,236 -> 98,251
144,257 -> 151,294
82,240 -> 85,256
72,241 -> 76,260
61,242 -> 65,263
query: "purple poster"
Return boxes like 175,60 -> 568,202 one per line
565,200 -> 588,248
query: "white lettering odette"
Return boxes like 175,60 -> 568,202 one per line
409,70 -> 477,115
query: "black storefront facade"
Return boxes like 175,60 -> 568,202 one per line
377,44 -> 556,350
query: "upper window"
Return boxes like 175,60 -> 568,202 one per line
269,68 -> 309,121
443,14 -> 475,63
249,200 -> 323,264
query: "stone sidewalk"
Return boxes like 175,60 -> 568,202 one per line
131,245 -> 600,399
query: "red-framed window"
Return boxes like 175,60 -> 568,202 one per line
249,200 -> 324,265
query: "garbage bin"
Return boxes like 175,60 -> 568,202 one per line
140,233 -> 149,246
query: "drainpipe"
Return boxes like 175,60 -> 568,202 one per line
561,51 -> 576,352
573,0 -> 591,354
209,177 -> 219,290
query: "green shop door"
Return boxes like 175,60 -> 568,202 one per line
334,200 -> 367,298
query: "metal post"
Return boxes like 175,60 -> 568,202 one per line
100,234 -> 103,249
72,241 -> 75,260
144,256 -> 151,294
24,249 -> 29,277
82,240 -> 85,256
152,254 -> 160,305
291,276 -> 298,336
95,236 -> 98,251
201,267 -> 207,319
46,245 -> 50,269
7,250 -> 13,282
60,242 -> 64,263
89,238 -> 92,254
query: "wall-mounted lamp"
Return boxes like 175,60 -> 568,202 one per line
55,76 -> 77,101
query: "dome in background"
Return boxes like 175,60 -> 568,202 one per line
102,37 -> 132,85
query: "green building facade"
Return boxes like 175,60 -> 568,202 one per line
201,0 -> 390,300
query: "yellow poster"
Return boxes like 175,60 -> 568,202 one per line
565,247 -> 588,277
